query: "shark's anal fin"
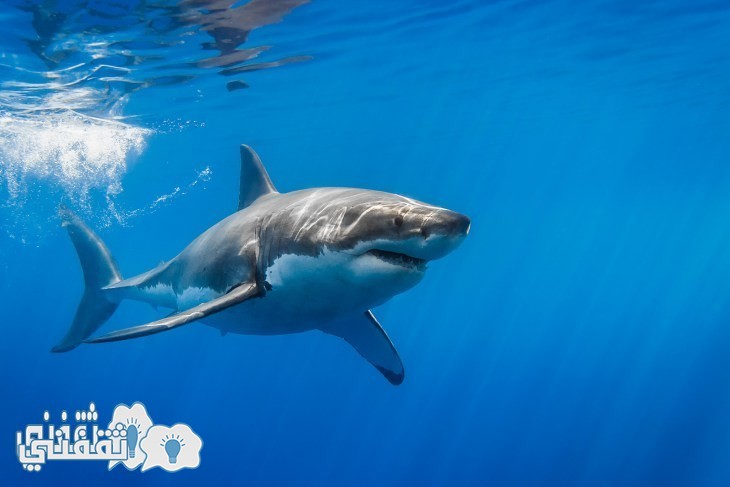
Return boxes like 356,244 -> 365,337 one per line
84,282 -> 259,344
238,144 -> 277,210
322,311 -> 405,385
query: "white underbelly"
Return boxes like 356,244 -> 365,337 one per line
200,252 -> 386,334
156,251 -> 398,335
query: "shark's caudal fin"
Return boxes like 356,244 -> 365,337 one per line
238,144 -> 277,210
52,206 -> 123,353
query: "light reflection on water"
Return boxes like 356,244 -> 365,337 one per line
1,0 -> 729,236
0,0 -> 311,229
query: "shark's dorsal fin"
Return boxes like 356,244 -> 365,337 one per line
239,145 -> 277,210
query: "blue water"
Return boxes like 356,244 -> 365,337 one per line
2,0 -> 730,485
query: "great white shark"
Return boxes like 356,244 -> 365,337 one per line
54,145 -> 470,384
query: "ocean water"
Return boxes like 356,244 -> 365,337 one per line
2,0 -> 730,485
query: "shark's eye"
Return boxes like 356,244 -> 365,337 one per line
394,215 -> 404,227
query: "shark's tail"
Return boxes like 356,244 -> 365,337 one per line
52,206 -> 123,353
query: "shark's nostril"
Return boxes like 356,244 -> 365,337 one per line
421,227 -> 430,239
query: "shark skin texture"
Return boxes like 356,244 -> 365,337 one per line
54,145 -> 470,385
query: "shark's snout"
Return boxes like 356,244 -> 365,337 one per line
410,210 -> 469,261
358,209 -> 470,265
421,210 -> 470,239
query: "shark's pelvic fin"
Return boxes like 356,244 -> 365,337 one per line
52,206 -> 123,353
323,311 -> 405,385
238,144 -> 277,210
85,282 -> 259,344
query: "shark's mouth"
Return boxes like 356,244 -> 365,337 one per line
368,249 -> 427,271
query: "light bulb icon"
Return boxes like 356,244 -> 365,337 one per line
127,425 -> 138,458
162,434 -> 185,464
123,417 -> 141,458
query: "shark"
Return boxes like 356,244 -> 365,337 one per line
53,145 -> 470,384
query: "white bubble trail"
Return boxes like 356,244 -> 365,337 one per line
0,109 -> 150,201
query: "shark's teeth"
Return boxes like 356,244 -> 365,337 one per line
368,249 -> 427,271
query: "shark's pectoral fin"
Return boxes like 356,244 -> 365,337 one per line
84,282 -> 259,344
322,311 -> 405,385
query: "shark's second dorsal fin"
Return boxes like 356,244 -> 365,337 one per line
239,144 -> 277,210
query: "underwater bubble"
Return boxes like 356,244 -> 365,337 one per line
0,109 -> 150,202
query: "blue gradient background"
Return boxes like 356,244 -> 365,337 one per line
2,1 -> 730,486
